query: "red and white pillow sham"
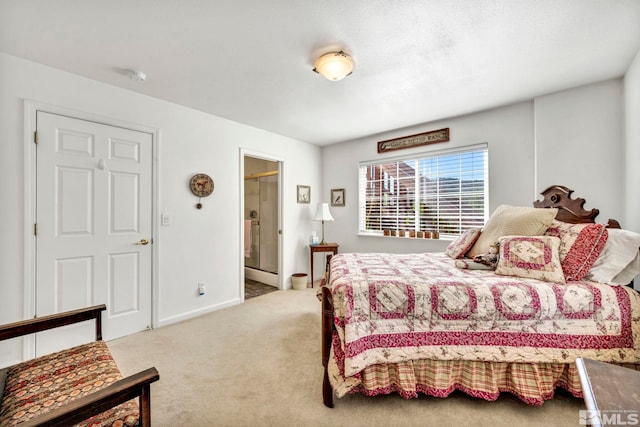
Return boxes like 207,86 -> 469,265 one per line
544,219 -> 608,281
445,228 -> 482,259
495,235 -> 565,283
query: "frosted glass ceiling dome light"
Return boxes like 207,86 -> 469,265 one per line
313,51 -> 354,81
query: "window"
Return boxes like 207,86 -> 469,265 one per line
359,144 -> 488,238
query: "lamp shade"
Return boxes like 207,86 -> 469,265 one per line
314,203 -> 334,222
313,51 -> 355,81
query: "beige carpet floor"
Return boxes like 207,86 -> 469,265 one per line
108,288 -> 586,427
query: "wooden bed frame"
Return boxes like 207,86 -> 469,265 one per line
320,185 -> 623,408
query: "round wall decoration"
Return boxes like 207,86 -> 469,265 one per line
190,174 -> 214,208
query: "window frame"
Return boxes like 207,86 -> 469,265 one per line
358,143 -> 489,238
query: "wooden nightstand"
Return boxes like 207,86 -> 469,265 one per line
309,243 -> 339,287
576,358 -> 640,427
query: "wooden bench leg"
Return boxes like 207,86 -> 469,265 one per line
139,384 -> 152,426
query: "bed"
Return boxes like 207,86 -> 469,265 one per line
319,185 -> 640,407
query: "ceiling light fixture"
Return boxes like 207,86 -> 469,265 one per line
313,51 -> 354,81
128,70 -> 146,82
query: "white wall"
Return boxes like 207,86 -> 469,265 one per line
535,79 -> 624,225
0,53 -> 321,365
624,49 -> 640,233
321,101 -> 536,261
321,79 -> 625,278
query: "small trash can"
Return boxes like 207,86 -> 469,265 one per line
291,273 -> 308,290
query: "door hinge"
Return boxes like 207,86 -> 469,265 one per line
34,223 -> 37,236
34,131 -> 38,144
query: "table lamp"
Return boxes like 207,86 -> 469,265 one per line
313,203 -> 334,245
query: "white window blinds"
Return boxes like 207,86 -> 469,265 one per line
359,144 -> 488,238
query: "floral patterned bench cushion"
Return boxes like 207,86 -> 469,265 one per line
0,340 -> 138,427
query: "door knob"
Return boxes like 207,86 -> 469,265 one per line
135,239 -> 150,246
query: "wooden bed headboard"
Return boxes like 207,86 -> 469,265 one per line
533,185 -> 620,228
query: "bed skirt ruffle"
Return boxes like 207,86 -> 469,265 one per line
328,354 -> 640,406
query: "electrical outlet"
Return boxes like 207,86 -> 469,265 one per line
198,283 -> 205,296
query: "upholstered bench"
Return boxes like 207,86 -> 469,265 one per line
0,305 -> 159,426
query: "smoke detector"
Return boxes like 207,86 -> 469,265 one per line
128,70 -> 146,82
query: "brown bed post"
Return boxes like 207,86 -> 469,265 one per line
322,286 -> 334,408
321,256 -> 335,408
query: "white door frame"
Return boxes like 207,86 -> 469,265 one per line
239,148 -> 284,299
23,100 -> 160,355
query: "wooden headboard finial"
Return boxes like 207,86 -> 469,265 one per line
533,185 -> 599,224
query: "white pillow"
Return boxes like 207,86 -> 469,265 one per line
585,228 -> 640,284
612,252 -> 640,284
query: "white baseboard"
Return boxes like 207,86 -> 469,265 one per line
244,267 -> 279,287
156,298 -> 241,328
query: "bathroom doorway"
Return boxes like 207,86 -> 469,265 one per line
243,155 -> 281,291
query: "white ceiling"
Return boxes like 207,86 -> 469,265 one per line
1,1 -> 640,146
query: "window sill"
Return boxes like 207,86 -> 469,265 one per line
357,232 -> 454,242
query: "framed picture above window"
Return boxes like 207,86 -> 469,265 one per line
331,188 -> 345,206
297,185 -> 310,203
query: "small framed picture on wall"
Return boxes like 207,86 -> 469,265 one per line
331,188 -> 345,206
297,185 -> 310,203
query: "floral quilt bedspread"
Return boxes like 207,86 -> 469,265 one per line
327,252 -> 640,378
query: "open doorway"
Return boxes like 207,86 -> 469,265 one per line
243,155 -> 281,298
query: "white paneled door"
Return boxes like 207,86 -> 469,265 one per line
35,112 -> 152,355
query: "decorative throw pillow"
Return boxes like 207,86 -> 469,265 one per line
445,228 -> 482,259
467,205 -> 558,258
495,235 -> 565,283
544,219 -> 608,281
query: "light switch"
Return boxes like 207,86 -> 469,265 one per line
161,213 -> 170,226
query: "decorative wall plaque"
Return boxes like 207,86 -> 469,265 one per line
377,128 -> 450,153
